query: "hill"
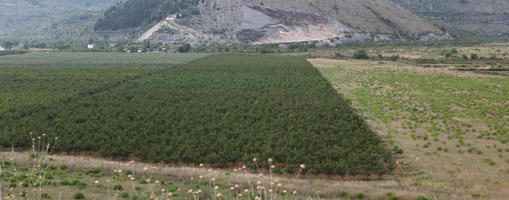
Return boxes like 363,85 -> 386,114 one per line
0,0 -> 117,40
393,0 -> 509,37
94,0 -> 449,44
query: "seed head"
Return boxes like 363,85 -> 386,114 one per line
252,158 -> 257,162
268,158 -> 273,163
300,164 -> 305,169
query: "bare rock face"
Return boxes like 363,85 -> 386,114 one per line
146,0 -> 451,45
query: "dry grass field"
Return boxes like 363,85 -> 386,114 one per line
310,56 -> 508,200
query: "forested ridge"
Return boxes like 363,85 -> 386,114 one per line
0,54 -> 394,176
94,0 -> 201,31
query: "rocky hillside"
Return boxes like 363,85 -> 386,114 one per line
97,0 -> 450,45
393,0 -> 509,37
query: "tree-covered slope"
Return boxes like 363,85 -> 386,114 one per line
0,0 -> 117,40
94,0 -> 201,31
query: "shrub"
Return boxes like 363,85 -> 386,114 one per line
120,191 -> 129,198
73,192 -> 85,199
335,52 -> 344,59
339,190 -> 348,197
471,193 -> 481,198
353,50 -> 369,59
124,169 -> 133,175
76,181 -> 86,189
416,196 -> 430,200
393,146 -> 404,154
41,193 -> 50,199
61,180 -> 71,185
71,180 -> 80,185
177,43 -> 191,53
9,182 -> 16,188
60,164 -> 68,170
352,192 -> 365,199
48,164 -> 58,170
113,184 -> 123,191
20,190 -> 28,197
470,53 -> 479,60
390,55 -> 400,61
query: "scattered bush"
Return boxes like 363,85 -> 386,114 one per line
352,192 -> 365,199
416,196 -> 430,200
120,191 -> 129,198
392,146 -> 404,154
41,193 -> 50,199
48,164 -> 58,170
73,192 -> 85,199
353,50 -> 369,59
113,184 -> 123,191
76,181 -> 87,190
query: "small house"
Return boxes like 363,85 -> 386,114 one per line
87,44 -> 94,49
0,47 -> 5,51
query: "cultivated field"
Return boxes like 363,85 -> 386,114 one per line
1,52 -> 398,199
1,46 -> 507,200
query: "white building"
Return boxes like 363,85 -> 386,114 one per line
0,47 -> 5,51
87,44 -> 94,49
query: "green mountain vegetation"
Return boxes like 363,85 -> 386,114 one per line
0,0 -> 117,40
0,53 -> 394,176
94,0 -> 201,31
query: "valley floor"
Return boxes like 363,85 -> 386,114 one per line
310,58 -> 508,200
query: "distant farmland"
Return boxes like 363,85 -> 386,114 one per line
0,53 -> 393,176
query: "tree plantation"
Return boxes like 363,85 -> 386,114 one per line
0,53 -> 394,177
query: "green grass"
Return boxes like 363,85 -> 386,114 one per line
320,62 -> 508,144
0,54 -> 393,176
